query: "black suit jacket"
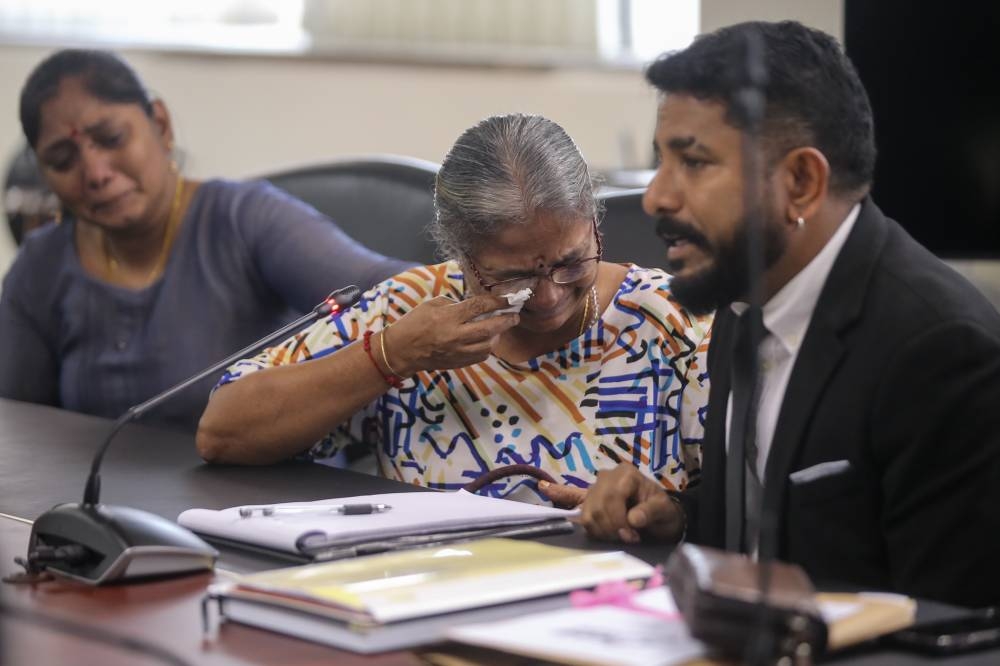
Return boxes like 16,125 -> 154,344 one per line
684,199 -> 1000,607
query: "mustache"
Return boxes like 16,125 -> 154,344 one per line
655,216 -> 710,249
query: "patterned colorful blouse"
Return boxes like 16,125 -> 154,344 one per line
220,261 -> 712,504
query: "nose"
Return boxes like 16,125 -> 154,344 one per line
79,143 -> 114,191
642,162 -> 682,219
529,277 -> 563,309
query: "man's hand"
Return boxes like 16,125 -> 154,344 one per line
577,463 -> 685,544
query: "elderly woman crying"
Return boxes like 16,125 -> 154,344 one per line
196,114 -> 712,504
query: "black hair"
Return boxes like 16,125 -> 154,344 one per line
19,49 -> 153,149
646,20 -> 876,196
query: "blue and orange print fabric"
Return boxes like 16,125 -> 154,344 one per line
220,261 -> 712,504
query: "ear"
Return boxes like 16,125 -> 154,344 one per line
778,147 -> 829,223
150,99 -> 175,153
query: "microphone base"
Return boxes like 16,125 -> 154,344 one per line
666,544 -> 827,661
28,503 -> 217,585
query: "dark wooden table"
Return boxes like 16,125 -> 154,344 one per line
1,398 -> 995,665
0,399 -> 666,665
1,516 -> 424,665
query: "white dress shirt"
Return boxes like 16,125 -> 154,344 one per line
727,204 -> 861,480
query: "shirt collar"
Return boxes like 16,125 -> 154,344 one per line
732,203 -> 861,355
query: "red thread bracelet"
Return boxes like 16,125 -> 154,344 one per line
363,330 -> 404,388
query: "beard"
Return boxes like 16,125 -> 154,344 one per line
658,205 -> 786,315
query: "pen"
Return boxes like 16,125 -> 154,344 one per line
238,503 -> 392,518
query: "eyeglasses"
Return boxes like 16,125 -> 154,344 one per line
468,218 -> 602,293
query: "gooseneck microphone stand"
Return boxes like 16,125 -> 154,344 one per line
83,286 -> 359,507
734,26 -> 783,666
24,285 -> 360,585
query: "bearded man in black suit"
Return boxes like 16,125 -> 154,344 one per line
541,20 -> 1000,608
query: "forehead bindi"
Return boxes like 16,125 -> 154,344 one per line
37,80 -> 124,151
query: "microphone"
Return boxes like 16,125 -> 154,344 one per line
22,285 -> 361,585
734,26 -> 776,666
666,27 -> 827,665
737,28 -> 821,666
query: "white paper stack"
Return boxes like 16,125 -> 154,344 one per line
178,489 -> 577,557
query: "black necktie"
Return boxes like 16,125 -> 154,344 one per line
725,307 -> 765,553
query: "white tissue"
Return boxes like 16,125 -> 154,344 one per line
472,288 -> 532,321
500,288 -> 532,309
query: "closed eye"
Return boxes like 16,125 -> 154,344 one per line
42,145 -> 77,172
681,155 -> 708,170
93,131 -> 124,148
91,121 -> 128,147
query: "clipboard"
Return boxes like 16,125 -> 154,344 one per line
179,490 -> 579,560
197,518 -> 575,563
296,519 -> 575,561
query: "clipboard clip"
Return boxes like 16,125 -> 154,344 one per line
238,503 -> 392,518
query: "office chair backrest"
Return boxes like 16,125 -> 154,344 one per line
263,155 -> 441,265
597,188 -> 666,270
264,163 -> 665,272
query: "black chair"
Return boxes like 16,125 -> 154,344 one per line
4,143 -> 61,245
597,188 -> 666,269
262,155 -> 441,265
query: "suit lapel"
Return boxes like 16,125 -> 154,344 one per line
698,307 -> 736,547
761,199 -> 889,556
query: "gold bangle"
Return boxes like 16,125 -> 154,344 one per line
379,326 -> 403,378
363,330 -> 401,388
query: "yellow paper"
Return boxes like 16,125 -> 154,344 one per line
230,538 -> 653,624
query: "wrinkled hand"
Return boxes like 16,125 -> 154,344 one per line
537,480 -> 588,509
385,294 -> 519,376
578,463 -> 684,544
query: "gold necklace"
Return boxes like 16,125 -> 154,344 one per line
103,176 -> 185,282
578,285 -> 598,337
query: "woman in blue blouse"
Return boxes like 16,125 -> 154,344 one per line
0,49 -> 413,429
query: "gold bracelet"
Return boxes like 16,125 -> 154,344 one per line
379,326 -> 403,378
363,330 -> 401,388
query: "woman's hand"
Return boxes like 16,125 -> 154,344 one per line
538,480 -> 588,509
383,294 -> 519,376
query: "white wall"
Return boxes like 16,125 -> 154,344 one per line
701,0 -> 842,37
0,1 -> 845,275
0,46 -> 661,275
